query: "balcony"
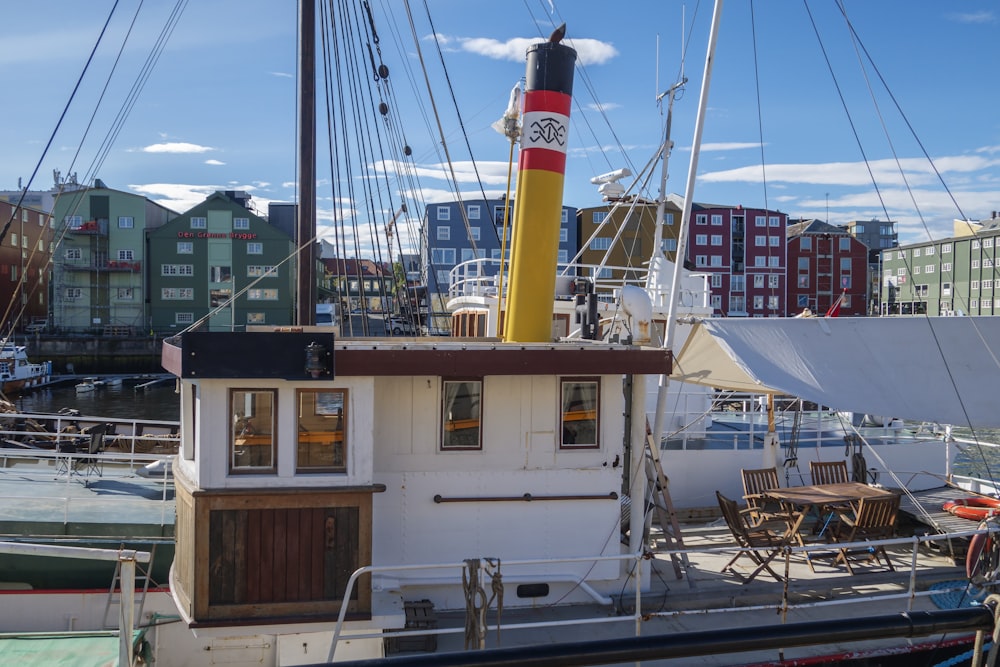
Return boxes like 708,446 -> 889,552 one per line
62,260 -> 141,272
67,219 -> 108,236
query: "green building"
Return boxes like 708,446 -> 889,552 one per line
147,192 -> 296,333
879,219 -> 1000,316
51,181 -> 176,333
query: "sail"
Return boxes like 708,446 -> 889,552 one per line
671,316 -> 1000,428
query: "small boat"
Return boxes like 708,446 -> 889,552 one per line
75,376 -> 123,393
0,344 -> 52,395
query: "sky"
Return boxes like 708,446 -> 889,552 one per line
1,0 -> 998,258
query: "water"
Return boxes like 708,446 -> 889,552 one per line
12,379 -> 180,422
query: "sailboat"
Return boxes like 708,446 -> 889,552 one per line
3,3 -> 1000,666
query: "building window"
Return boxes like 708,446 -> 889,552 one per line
248,288 -> 279,300
161,288 -> 194,300
296,389 -> 347,473
753,295 -> 764,309
798,257 -> 809,270
118,216 -> 134,228
971,299 -> 979,309
754,256 -> 766,267
897,250 -> 906,259
432,248 -> 456,264
589,237 -> 612,251
769,236 -> 780,247
437,206 -> 451,221
943,243 -> 952,253
696,214 -> 707,225
661,238 -> 677,251
247,265 -> 277,277
731,275 -> 745,292
592,211 -> 608,224
190,217 -> 207,229
985,279 -> 994,289
210,266 -> 232,283
116,288 -> 134,300
695,255 -> 707,267
973,240 -> 981,249
972,280 -> 980,290
754,275 -> 765,288
769,216 -> 780,227
973,259 -> 981,269
177,242 -> 193,254
710,255 -> 722,267
441,380 -> 482,450
755,235 -> 766,246
711,235 -> 722,246
437,226 -> 450,241
247,242 -> 263,255
560,228 -> 568,242
986,239 -> 994,248
558,249 -> 568,263
665,213 -> 675,226
729,295 -> 746,312
840,257 -> 852,271
925,265 -> 935,274
469,226 -> 480,241
986,259 -> 995,268
162,264 -> 194,276
943,282 -> 952,296
176,313 -> 194,325
798,275 -> 809,288
561,209 -> 568,223
711,295 -> 722,309
230,389 -> 276,472
65,248 -> 82,260
696,234 -> 708,245
560,378 -> 599,449
926,246 -> 935,255
769,275 -> 779,288
755,216 -> 766,227
711,214 -> 723,226
942,262 -> 952,272
841,275 -> 852,289
233,217 -> 250,230
798,295 -> 809,307
436,270 -> 450,285
467,204 -> 480,219
913,248 -> 921,257
769,256 -> 780,267
711,274 -> 722,288
118,249 -> 134,261
64,215 -> 82,228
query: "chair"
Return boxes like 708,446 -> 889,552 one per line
810,460 -> 849,485
830,494 -> 900,574
75,423 -> 108,485
740,467 -> 786,528
716,491 -> 786,583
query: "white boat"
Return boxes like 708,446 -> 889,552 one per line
4,3 -> 1000,667
75,376 -> 124,393
0,343 -> 52,395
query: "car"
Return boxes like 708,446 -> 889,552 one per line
389,317 -> 416,335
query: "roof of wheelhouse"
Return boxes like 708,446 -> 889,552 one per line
161,331 -> 671,379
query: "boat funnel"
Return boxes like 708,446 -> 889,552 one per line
504,30 -> 576,343
619,285 -> 653,345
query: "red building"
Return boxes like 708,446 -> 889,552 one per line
785,219 -> 868,316
0,200 -> 52,331
684,202 -> 787,317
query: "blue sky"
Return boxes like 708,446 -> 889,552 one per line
1,1 -> 998,256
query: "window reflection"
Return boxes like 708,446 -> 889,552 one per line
230,389 -> 276,471
560,379 -> 599,449
441,380 -> 482,450
297,390 -> 347,472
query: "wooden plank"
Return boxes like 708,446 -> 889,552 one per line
286,508 -> 300,600
234,509 -> 247,604
273,508 -> 288,602
259,509 -> 274,602
323,510 -> 337,599
246,508 -> 262,603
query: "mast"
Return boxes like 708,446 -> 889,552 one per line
296,0 -> 316,325
650,0 -> 724,447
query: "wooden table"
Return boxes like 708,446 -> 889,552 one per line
763,482 -> 898,567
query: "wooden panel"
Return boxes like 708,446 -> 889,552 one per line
309,507 -> 324,600
246,508 -> 262,603
273,508 -> 287,602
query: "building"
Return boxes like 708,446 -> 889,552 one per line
147,192 -> 295,333
682,201 -> 787,317
319,255 -> 394,314
422,197 -> 578,303
843,219 -> 897,314
51,180 -> 176,334
576,197 -> 683,283
0,200 -> 53,331
880,215 -> 1000,316
786,219 -> 869,316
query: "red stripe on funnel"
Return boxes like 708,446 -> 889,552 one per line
519,150 -> 567,174
522,89 -> 572,115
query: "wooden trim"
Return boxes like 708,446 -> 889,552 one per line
433,492 -> 618,503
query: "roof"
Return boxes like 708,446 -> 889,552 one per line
786,219 -> 849,237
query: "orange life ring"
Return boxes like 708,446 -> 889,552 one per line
942,497 -> 1000,521
967,531 -> 992,580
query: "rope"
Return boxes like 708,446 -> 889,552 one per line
462,558 -> 486,650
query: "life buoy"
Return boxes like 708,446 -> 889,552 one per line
967,530 -> 991,580
942,497 -> 1000,522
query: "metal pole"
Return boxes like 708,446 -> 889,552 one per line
296,0 -> 316,325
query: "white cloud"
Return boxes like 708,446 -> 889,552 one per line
142,142 -> 214,154
204,159 -> 225,166
270,71 -> 294,78
700,142 -> 762,152
441,35 -> 618,66
948,11 -> 995,24
587,102 -> 620,112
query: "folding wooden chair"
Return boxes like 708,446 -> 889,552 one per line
740,467 -> 787,529
830,494 -> 900,574
716,491 -> 786,584
809,460 -> 849,485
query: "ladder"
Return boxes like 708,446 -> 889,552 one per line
783,406 -> 803,486
103,543 -> 156,631
644,420 -> 688,579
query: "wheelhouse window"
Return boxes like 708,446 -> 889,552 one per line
561,378 -> 599,449
441,380 -> 482,450
230,389 -> 276,472
297,389 -> 347,472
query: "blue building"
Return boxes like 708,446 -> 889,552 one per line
422,197 -> 578,302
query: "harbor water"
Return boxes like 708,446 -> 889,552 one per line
13,378 -> 180,422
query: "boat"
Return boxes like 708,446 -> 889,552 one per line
0,343 -> 52,395
75,376 -> 124,393
3,3 -> 1000,667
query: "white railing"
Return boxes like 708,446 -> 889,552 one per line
322,523 -> 998,660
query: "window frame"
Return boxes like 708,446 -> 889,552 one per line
296,389 -> 348,473
229,389 -> 277,474
559,377 -> 600,450
441,379 -> 483,451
